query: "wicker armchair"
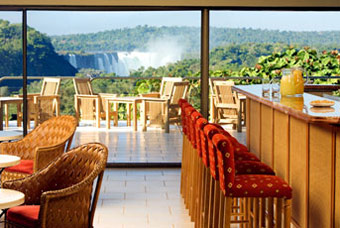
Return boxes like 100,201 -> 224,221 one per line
3,143 -> 108,228
0,115 -> 77,182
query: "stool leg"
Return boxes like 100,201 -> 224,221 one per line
208,176 -> 215,227
224,197 -> 232,228
254,198 -> 260,228
260,198 -> 266,227
196,159 -> 203,228
267,197 -> 274,228
212,180 -> 220,228
218,190 -> 225,228
202,167 -> 210,228
275,198 -> 282,228
283,199 -> 291,228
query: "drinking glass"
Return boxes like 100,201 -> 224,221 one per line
262,78 -> 270,97
271,78 -> 280,97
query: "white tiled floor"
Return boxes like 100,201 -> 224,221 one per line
94,168 -> 194,228
72,121 -> 183,163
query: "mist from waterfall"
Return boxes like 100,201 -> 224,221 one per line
64,36 -> 184,76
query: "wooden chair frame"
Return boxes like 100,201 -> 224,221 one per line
212,80 -> 240,128
143,81 -> 189,133
73,78 -> 118,128
17,77 -> 61,129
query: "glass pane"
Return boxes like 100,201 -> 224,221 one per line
0,11 -> 24,132
27,10 -> 201,163
210,11 -> 340,80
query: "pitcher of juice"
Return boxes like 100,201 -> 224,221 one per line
280,69 -> 296,96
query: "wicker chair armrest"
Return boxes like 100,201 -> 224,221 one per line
2,171 -> 48,205
0,139 -> 30,157
33,142 -> 66,172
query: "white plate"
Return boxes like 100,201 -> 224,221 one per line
310,100 -> 335,107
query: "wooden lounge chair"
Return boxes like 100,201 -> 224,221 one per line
140,77 -> 183,127
211,80 -> 240,128
18,77 -> 61,129
73,78 -> 118,128
143,81 -> 189,133
0,115 -> 77,182
3,143 -> 108,228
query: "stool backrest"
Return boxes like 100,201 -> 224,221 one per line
179,100 -> 191,135
212,133 -> 235,194
190,111 -> 202,149
203,124 -> 222,180
184,106 -> 196,140
195,118 -> 208,159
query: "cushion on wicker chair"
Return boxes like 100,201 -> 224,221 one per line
7,205 -> 40,228
227,175 -> 292,199
5,160 -> 34,174
235,161 -> 275,175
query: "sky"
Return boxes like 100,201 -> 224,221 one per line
1,10 -> 340,35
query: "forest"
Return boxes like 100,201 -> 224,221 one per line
52,25 -> 340,54
0,19 -> 76,77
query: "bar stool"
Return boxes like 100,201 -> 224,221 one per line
203,124 -> 276,227
212,133 -> 292,227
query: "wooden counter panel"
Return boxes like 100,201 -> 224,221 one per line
289,117 -> 308,228
273,110 -> 289,180
249,99 -> 261,159
309,124 -> 333,228
260,104 -> 273,167
335,127 -> 340,228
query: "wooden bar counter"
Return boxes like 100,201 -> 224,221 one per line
233,85 -> 340,228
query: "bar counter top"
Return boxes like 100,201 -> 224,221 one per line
233,84 -> 340,124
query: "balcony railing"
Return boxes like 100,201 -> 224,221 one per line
0,75 -> 339,121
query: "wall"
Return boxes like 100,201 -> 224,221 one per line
1,0 -> 340,7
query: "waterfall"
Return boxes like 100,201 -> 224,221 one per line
64,51 -> 181,76
68,54 -> 77,68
